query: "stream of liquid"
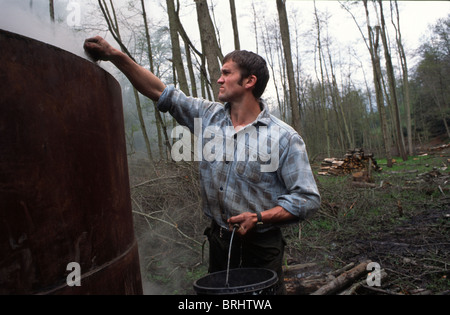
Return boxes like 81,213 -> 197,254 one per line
225,225 -> 239,287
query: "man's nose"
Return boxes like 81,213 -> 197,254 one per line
217,76 -> 224,84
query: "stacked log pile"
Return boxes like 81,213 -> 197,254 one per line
427,143 -> 450,152
318,148 -> 381,177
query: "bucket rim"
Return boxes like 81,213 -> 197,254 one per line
193,268 -> 278,295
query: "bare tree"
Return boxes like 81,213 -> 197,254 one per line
377,0 -> 408,161
250,0 -> 259,54
167,0 -> 189,96
276,0 -> 301,133
390,0 -> 414,155
173,1 -> 204,98
229,0 -> 240,50
313,1 -> 330,156
261,14 -> 285,121
49,0 -> 55,22
195,0 -> 222,100
341,0 -> 393,167
141,0 -> 172,160
364,0 -> 393,167
98,0 -> 154,162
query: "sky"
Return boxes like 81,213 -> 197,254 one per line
170,1 -> 450,48
0,0 -> 448,91
173,0 -> 450,97
1,1 -> 448,55
179,1 -> 450,69
157,0 -> 450,91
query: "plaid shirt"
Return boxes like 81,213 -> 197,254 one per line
157,85 -> 320,232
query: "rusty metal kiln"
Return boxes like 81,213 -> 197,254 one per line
0,29 -> 143,294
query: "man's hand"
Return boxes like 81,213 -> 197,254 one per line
83,36 -> 116,61
228,206 -> 297,236
83,35 -> 166,101
228,212 -> 257,236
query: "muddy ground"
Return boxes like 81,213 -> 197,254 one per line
284,144 -> 450,295
130,142 -> 449,295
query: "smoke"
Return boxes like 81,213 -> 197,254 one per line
0,0 -> 95,63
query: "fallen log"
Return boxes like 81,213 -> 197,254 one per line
351,181 -> 377,189
285,273 -> 334,295
339,269 -> 389,295
310,260 -> 371,295
283,262 -> 318,274
327,262 -> 354,277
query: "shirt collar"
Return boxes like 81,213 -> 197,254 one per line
224,99 -> 271,126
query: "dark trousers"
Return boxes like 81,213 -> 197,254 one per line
204,221 -> 286,294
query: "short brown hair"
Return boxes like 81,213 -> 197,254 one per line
223,50 -> 270,99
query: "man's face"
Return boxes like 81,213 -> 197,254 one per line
217,60 -> 246,103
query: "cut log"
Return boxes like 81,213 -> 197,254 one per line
285,274 -> 334,295
339,269 -> 388,295
310,260 -> 371,295
283,262 -> 318,274
327,262 -> 354,276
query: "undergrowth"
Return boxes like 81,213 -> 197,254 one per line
129,148 -> 449,294
284,151 -> 450,294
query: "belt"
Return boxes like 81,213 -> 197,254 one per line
211,220 -> 233,240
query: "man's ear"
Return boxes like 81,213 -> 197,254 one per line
244,75 -> 258,90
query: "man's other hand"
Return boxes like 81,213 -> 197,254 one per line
83,36 -> 116,61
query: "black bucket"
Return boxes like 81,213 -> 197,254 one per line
193,268 -> 278,295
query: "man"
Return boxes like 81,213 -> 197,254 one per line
84,37 -> 320,294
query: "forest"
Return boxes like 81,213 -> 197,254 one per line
72,0 -> 450,165
16,0 -> 450,294
19,0 -> 449,166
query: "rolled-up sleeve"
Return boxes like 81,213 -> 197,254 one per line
156,84 -> 175,113
156,84 -> 214,133
276,134 -> 321,221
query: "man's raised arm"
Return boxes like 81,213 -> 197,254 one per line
84,36 -> 166,102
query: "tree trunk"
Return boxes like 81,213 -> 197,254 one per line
229,0 -> 240,50
276,0 -> 301,134
195,0 -> 222,101
313,1 -> 330,157
363,0 -> 393,167
261,18 -> 284,121
250,1 -> 259,54
327,47 -> 353,150
173,5 -> 203,98
133,88 -> 154,162
378,0 -> 408,161
391,0 -> 414,155
140,0 -> 169,160
49,0 -> 55,22
99,0 -> 155,162
167,0 -> 190,95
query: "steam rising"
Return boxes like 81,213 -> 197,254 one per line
0,0 -> 91,62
